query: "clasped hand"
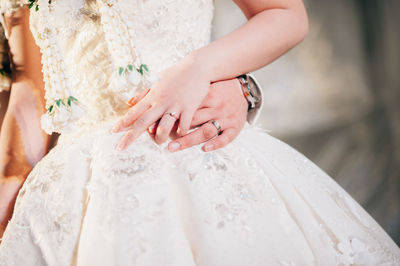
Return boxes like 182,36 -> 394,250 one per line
111,56 -> 248,152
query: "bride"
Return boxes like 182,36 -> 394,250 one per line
0,0 -> 399,265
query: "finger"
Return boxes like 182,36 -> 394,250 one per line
202,128 -> 238,152
147,121 -> 158,135
116,107 -> 164,150
168,121 -> 219,152
155,111 -> 179,144
111,100 -> 151,133
128,88 -> 151,107
177,109 -> 195,136
191,108 -> 216,128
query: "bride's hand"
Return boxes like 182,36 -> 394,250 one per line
111,55 -> 211,150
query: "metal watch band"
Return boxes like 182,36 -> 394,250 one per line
237,74 -> 261,110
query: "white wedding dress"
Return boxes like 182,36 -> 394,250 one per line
0,0 -> 399,265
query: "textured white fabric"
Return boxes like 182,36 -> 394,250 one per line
0,0 -> 400,265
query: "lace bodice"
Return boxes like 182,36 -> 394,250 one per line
27,0 -> 214,132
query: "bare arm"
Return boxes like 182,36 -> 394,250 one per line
0,7 -> 50,238
113,0 -> 308,149
195,0 -> 308,81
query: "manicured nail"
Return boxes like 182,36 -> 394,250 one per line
177,127 -> 185,136
110,125 -> 119,133
168,142 -> 180,152
116,141 -> 125,151
204,144 -> 214,152
128,96 -> 137,107
148,124 -> 157,134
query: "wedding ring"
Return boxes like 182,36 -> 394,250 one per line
210,120 -> 222,135
165,112 -> 179,120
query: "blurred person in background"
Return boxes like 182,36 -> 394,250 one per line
0,6 -> 51,237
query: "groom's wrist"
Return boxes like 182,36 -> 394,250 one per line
237,74 -> 263,124
237,74 -> 262,110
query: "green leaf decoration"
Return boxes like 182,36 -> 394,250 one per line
127,64 -> 133,71
118,67 -> 124,76
35,5 -> 39,11
67,96 -> 78,106
47,105 -> 54,113
69,96 -> 78,102
28,1 -> 34,9
55,99 -> 65,107
137,64 -> 149,75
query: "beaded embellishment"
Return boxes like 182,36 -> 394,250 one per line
36,0 -> 158,134
36,0 -> 84,134
98,0 -> 158,101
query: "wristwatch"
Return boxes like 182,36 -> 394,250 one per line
237,74 -> 262,110
236,73 -> 263,125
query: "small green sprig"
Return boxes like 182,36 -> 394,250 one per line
118,64 -> 149,76
28,0 -> 39,11
138,64 -> 149,75
47,96 -> 78,114
28,0 -> 52,12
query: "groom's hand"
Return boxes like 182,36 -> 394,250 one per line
166,78 -> 248,152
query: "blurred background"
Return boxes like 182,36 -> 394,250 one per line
213,0 -> 400,244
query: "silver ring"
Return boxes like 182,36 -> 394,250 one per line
210,120 -> 222,135
165,112 -> 179,120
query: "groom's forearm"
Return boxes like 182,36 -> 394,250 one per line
190,0 -> 308,82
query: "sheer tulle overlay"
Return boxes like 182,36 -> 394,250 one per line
0,0 -> 399,265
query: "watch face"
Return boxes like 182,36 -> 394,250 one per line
246,75 -> 261,106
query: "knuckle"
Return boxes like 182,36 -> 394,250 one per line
179,137 -> 192,149
202,125 -> 216,139
121,116 -> 131,127
124,131 -> 135,143
217,137 -> 229,148
221,135 -> 230,145
135,117 -> 147,128
192,113 -> 199,122
155,130 -> 167,144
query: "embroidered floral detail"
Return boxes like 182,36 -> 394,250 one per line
98,0 -> 158,102
40,96 -> 84,134
35,0 -> 85,134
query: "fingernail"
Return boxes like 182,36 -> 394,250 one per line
177,127 -> 185,136
148,124 -> 157,134
128,96 -> 137,107
110,126 -> 119,133
168,142 -> 180,152
204,144 -> 214,152
116,142 -> 125,151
